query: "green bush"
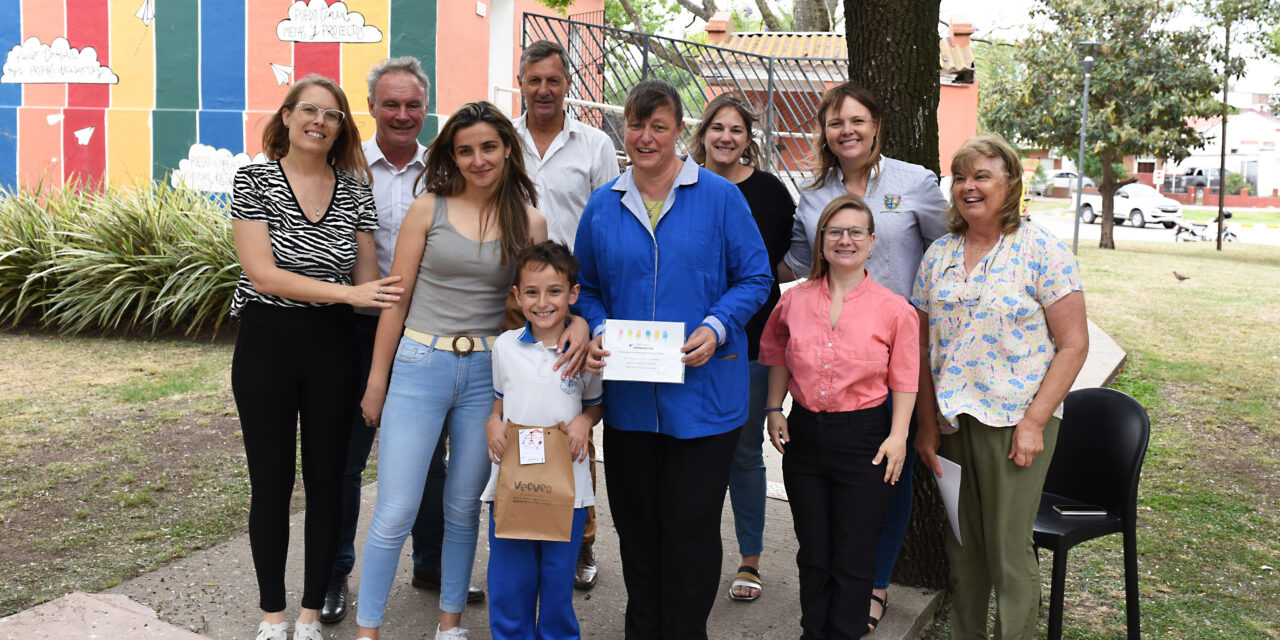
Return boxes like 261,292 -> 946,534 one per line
0,181 -> 237,336
1222,172 -> 1249,196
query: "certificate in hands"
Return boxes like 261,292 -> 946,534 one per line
602,319 -> 686,384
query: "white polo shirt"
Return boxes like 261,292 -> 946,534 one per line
362,137 -> 427,279
480,324 -> 604,508
514,112 -> 620,250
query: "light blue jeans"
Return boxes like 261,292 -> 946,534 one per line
727,360 -> 769,557
356,336 -> 494,626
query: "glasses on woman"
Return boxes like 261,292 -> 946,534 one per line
821,225 -> 871,241
296,101 -> 346,127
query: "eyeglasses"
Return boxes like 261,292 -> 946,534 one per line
295,101 -> 346,127
821,225 -> 871,241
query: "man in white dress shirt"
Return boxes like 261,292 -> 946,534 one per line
321,56 -> 484,625
513,40 -> 620,588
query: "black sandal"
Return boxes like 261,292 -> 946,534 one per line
868,593 -> 889,632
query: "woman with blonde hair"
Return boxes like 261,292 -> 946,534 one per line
353,101 -> 587,640
913,133 -> 1088,639
761,194 -> 918,639
229,74 -> 403,640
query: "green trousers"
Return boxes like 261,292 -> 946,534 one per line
939,414 -> 1060,640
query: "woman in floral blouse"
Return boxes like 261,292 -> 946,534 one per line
912,133 -> 1088,640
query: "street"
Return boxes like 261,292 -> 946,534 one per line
1027,202 -> 1280,247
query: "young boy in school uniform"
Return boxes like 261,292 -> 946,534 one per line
481,241 -> 603,640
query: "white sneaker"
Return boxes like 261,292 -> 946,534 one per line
435,624 -> 470,639
293,620 -> 324,640
255,620 -> 289,640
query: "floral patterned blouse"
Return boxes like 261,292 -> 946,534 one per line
911,222 -> 1082,432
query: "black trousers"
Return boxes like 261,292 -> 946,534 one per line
604,425 -> 741,640
783,403 -> 895,640
231,303 -> 357,612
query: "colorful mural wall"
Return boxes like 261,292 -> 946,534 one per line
0,0 -> 601,193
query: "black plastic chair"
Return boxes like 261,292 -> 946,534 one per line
1033,387 -> 1150,640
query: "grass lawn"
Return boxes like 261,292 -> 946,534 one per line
1183,206 -> 1280,226
1,240 -> 1278,637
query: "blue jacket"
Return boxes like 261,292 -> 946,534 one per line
574,156 -> 772,438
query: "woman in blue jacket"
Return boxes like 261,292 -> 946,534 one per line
577,79 -> 772,638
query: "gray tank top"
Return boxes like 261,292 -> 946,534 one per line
404,196 -> 515,336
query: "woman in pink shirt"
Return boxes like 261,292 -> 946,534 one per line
759,194 -> 918,640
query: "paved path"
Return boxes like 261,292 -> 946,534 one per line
1,324 -> 1127,640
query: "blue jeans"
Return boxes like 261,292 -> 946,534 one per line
727,360 -> 769,557
487,505 -> 588,640
872,407 -> 919,590
333,315 -> 447,579
355,336 -> 495,626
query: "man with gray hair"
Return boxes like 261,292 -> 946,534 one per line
514,39 -> 620,590
320,56 -> 484,625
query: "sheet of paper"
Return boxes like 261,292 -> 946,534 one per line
602,319 -> 686,384
936,455 -> 963,546
518,428 -> 545,465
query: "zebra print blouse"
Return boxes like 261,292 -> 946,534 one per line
229,160 -> 378,317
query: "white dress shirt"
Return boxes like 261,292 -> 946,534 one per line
359,138 -> 427,316
362,138 -> 428,278
514,112 -> 620,250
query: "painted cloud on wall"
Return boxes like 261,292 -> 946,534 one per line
171,144 -> 266,194
276,0 -> 384,43
1,37 -> 120,84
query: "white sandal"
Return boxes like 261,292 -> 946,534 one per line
255,620 -> 289,640
293,620 -> 324,640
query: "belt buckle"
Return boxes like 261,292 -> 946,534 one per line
451,335 -> 476,356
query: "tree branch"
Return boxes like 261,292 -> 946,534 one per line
753,0 -> 785,31
671,0 -> 718,22
617,0 -> 645,31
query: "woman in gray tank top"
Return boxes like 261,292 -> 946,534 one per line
351,102 -> 589,640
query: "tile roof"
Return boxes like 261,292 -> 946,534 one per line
717,32 -> 975,75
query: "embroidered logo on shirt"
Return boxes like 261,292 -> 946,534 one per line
884,194 -> 902,211
561,375 -> 579,395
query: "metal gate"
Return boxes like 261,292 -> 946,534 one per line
522,13 -> 849,193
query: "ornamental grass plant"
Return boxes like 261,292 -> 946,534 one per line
0,181 -> 237,336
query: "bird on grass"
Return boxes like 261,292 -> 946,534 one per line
1173,270 -> 1190,282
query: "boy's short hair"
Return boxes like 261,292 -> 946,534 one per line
514,241 -> 579,287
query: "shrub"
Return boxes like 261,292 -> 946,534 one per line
0,181 -> 238,336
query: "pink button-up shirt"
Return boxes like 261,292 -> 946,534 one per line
759,274 -> 919,413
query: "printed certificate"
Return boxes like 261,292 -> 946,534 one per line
602,319 -> 685,384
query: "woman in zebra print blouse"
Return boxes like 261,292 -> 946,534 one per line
228,74 -> 404,640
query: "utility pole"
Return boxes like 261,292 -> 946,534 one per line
1216,19 -> 1230,251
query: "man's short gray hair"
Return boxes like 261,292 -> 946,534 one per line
367,56 -> 430,100
519,40 -> 572,79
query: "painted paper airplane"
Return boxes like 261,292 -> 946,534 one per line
46,114 -> 63,125
73,126 -> 95,145
135,0 -> 154,26
269,63 -> 294,86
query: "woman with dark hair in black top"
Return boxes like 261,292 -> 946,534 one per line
691,92 -> 795,603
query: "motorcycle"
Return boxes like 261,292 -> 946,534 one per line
1174,211 -> 1238,243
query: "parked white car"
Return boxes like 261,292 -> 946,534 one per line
1031,171 -> 1097,196
1077,183 -> 1183,228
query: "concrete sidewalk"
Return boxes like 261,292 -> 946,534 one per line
0,321 -> 1125,640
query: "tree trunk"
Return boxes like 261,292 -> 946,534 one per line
846,0 -> 948,590
844,0 -> 942,176
1099,156 -> 1118,249
796,0 -> 833,31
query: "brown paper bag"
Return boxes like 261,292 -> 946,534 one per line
494,420 -> 577,541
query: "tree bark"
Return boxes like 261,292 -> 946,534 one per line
795,0 -> 833,31
753,0 -> 785,31
1099,155 -> 1119,249
846,0 -> 946,589
844,0 -> 942,176
671,0 -> 718,21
